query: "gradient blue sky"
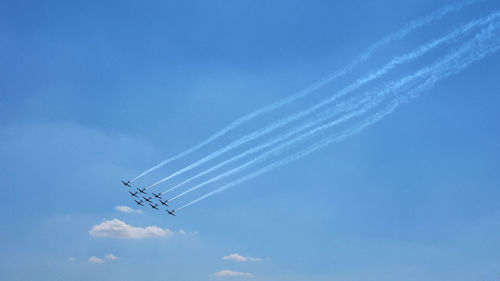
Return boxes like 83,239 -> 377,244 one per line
1,1 -> 500,280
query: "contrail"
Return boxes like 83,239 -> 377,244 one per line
160,106 -> 351,195
147,9 -> 497,191
160,11 -> 500,195
169,93 -> 403,202
169,71 -> 427,202
130,0 -> 480,183
176,19 -> 500,210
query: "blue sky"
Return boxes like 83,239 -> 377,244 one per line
1,0 -> 500,280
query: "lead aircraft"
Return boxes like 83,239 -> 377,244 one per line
121,180 -> 132,187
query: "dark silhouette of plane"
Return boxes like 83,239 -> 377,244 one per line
152,192 -> 162,199
137,187 -> 147,194
143,196 -> 153,203
149,203 -> 159,210
166,209 -> 176,216
129,191 -> 139,198
159,199 -> 169,206
134,199 -> 144,206
121,180 -> 132,187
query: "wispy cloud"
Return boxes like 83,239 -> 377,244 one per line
105,253 -> 119,260
177,229 -> 198,235
88,253 -> 119,264
214,270 -> 253,278
115,206 -> 143,214
67,257 -> 75,262
223,253 -> 261,262
88,256 -> 104,264
89,219 -> 173,239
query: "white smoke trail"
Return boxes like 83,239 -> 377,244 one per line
160,106 -> 350,195
160,11 -> 500,195
149,10 -> 499,191
168,94 -> 402,202
130,0 -> 480,182
169,73 -> 427,202
176,19 -> 500,211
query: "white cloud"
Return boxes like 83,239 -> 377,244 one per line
179,229 -> 186,235
89,219 -> 174,239
115,206 -> 143,214
68,257 -> 75,262
105,253 -> 119,260
214,270 -> 253,278
223,253 -> 261,262
87,254 -> 119,264
88,256 -> 104,264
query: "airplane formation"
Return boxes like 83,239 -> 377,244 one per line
122,180 -> 176,216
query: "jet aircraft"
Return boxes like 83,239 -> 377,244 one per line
159,199 -> 169,206
137,187 -> 147,194
149,203 -> 159,210
152,192 -> 162,199
121,180 -> 132,187
143,196 -> 153,203
166,209 -> 176,216
134,199 -> 144,206
129,191 -> 139,197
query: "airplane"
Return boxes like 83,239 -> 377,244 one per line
166,209 -> 176,216
137,187 -> 147,194
134,199 -> 144,206
159,199 -> 169,206
121,180 -> 132,187
143,196 -> 153,203
129,191 -> 139,198
149,203 -> 159,210
152,192 -> 162,199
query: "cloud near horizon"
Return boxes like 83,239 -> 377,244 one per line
88,256 -> 104,264
223,253 -> 261,262
115,206 -> 143,214
88,253 -> 119,264
89,219 -> 174,239
214,270 -> 254,278
105,253 -> 119,260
